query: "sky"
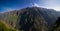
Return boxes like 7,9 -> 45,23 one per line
0,0 -> 60,12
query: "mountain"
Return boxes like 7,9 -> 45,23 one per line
16,7 -> 48,31
0,7 -> 60,31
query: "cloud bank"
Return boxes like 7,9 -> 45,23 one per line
41,0 -> 60,11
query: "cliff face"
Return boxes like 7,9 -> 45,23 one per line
0,7 -> 60,31
16,7 -> 48,31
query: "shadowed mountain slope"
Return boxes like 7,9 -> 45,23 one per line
51,17 -> 60,31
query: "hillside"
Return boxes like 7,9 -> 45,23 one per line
0,7 -> 60,31
0,20 -> 19,31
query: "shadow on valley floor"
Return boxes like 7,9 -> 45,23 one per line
51,17 -> 60,31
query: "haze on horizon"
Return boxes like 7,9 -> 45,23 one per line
0,0 -> 60,12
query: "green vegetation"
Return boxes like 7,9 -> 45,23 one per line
0,20 -> 19,31
2,13 -> 18,28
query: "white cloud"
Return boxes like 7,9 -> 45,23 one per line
53,7 -> 60,11
31,3 -> 40,7
34,3 -> 40,7
6,8 -> 16,11
2,8 -> 18,13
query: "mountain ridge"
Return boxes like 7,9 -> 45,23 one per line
0,7 -> 60,31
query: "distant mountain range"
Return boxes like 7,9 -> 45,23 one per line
0,7 -> 60,31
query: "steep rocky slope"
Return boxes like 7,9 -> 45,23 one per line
16,7 -> 48,31
0,7 -> 60,31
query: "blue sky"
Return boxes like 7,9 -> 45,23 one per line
0,0 -> 60,12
